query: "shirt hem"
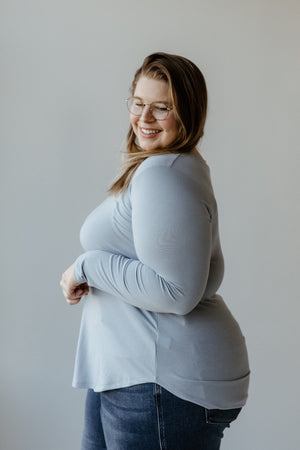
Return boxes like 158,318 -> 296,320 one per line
72,373 -> 249,410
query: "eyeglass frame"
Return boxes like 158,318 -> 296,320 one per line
126,96 -> 173,120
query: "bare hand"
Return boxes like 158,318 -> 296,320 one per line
60,263 -> 89,305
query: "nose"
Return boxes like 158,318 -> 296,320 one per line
140,105 -> 155,122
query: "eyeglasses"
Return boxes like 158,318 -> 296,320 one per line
126,97 -> 173,120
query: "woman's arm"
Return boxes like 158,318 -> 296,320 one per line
72,165 -> 212,315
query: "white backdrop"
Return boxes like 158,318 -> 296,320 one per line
1,1 -> 299,449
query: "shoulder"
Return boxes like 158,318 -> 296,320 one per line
133,153 -> 182,179
130,154 -> 214,206
133,152 -> 209,178
132,152 -> 212,192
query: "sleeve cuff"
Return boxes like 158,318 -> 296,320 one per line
73,253 -> 88,284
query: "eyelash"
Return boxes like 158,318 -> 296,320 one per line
134,103 -> 168,111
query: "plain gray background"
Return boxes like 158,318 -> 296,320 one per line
1,0 -> 299,449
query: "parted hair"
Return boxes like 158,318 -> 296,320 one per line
107,52 -> 207,195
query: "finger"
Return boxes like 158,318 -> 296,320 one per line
62,288 -> 69,299
62,286 -> 81,300
66,293 -> 81,300
75,286 -> 89,296
66,298 -> 81,305
75,288 -> 84,296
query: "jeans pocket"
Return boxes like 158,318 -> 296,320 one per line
205,407 -> 242,426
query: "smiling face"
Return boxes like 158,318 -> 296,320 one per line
130,76 -> 179,151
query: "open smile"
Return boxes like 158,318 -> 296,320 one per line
139,127 -> 162,138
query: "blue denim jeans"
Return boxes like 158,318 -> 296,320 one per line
81,383 -> 242,450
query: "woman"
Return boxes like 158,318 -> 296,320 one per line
60,52 -> 250,450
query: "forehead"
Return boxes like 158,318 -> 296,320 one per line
133,76 -> 170,103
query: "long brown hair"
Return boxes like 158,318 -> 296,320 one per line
108,52 -> 207,195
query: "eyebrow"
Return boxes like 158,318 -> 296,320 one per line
133,96 -> 171,105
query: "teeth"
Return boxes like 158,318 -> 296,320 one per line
141,128 -> 160,135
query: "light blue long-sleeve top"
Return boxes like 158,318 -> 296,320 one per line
72,152 -> 250,409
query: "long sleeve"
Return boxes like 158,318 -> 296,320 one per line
73,165 -> 213,315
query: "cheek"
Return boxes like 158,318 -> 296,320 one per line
165,117 -> 179,137
130,114 -> 139,132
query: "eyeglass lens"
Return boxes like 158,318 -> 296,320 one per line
127,98 -> 170,120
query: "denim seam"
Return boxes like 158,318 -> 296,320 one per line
154,312 -> 159,381
154,384 -> 166,450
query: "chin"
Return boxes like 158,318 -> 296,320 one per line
138,140 -> 161,152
